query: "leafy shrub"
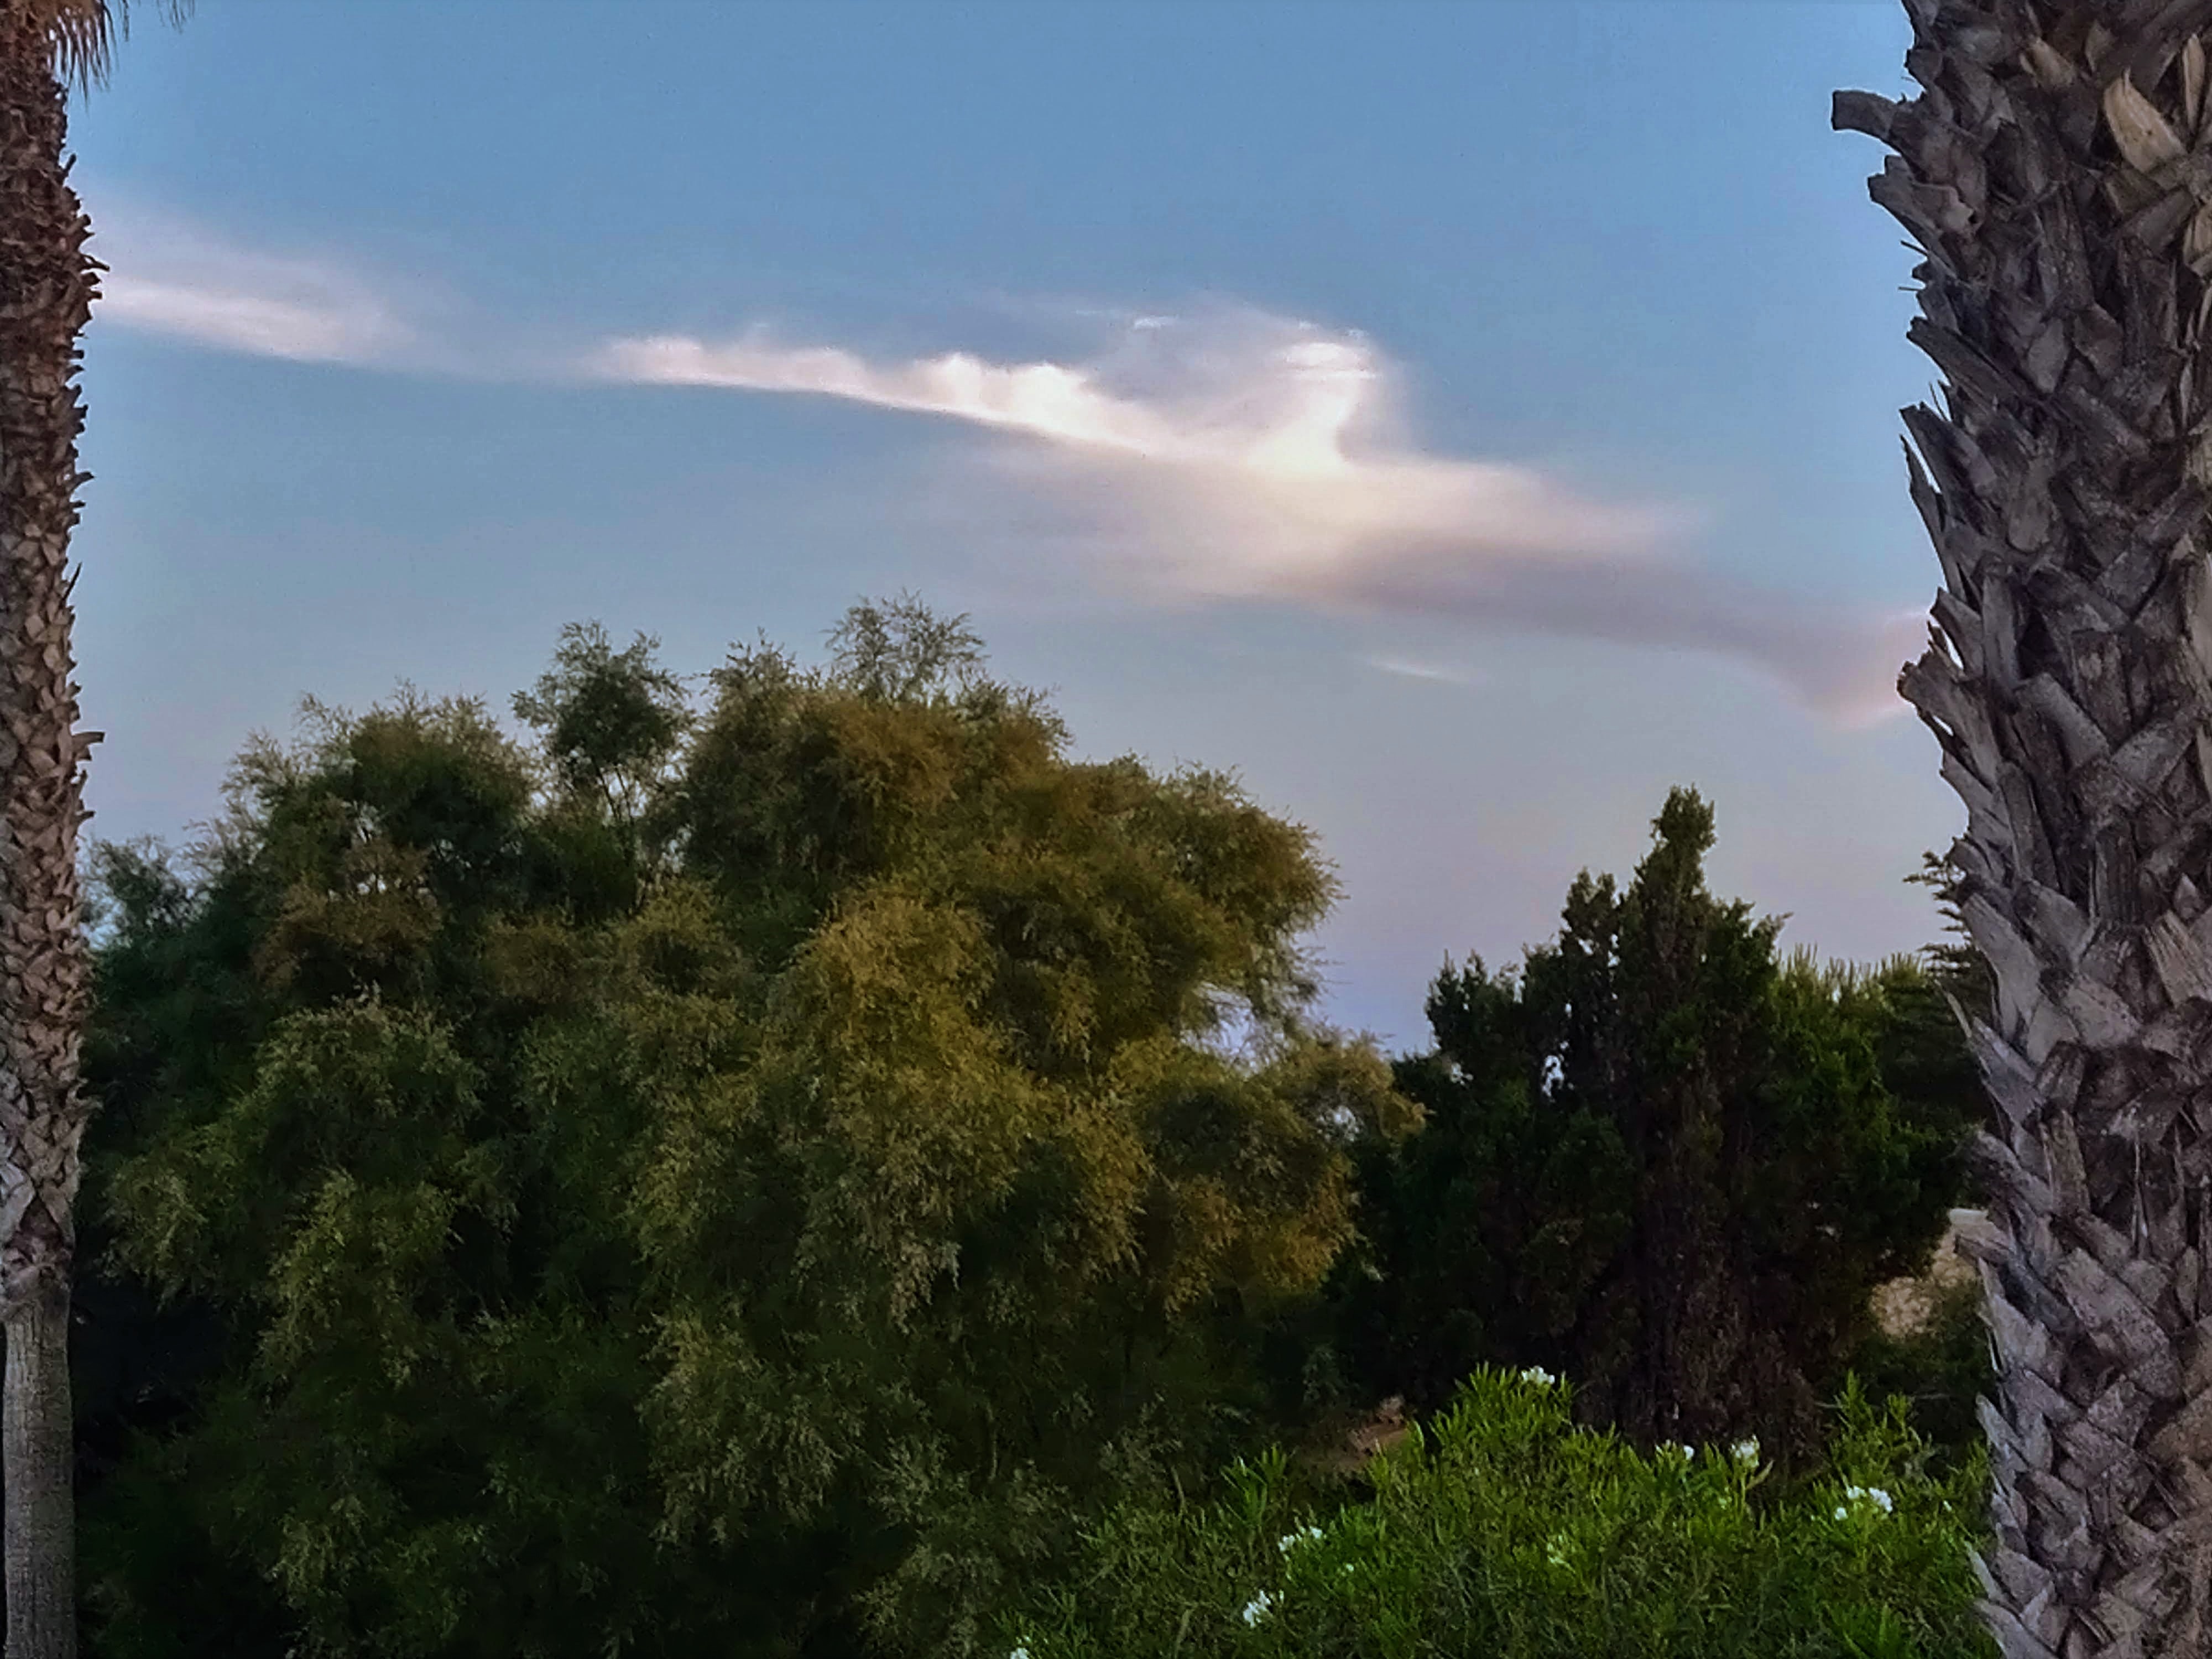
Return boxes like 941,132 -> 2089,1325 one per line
999,1366 -> 1994,1659
1847,1270 -> 1994,1480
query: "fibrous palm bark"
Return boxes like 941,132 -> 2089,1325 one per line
1840,4 -> 2212,1655
0,5 -> 98,1656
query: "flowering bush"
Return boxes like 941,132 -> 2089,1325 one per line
997,1368 -> 1994,1658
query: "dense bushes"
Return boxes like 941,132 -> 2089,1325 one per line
78,606 -> 1412,1658
70,604 -> 1992,1656
1000,1367 -> 1997,1659
1325,792 -> 1983,1469
1848,1270 -> 1995,1480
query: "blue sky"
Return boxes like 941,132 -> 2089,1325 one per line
67,0 -> 1946,1044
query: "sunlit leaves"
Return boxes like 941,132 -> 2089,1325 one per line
85,602 -> 1403,1658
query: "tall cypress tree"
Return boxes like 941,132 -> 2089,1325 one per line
1338,790 -> 1978,1467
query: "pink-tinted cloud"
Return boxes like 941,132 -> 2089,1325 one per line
598,309 -> 1911,722
76,197 -> 1915,724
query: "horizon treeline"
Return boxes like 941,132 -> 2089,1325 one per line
68,602 -> 1987,1658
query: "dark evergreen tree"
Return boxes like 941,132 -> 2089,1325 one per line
1334,790 -> 1982,1468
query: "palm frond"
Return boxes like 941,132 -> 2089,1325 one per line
15,0 -> 192,93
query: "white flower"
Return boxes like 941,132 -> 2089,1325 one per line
1009,1650 -> 1030,1659
1834,1504 -> 1849,1521
1730,1437 -> 1759,1465
1839,1484 -> 1895,1516
1240,1589 -> 1275,1626
1519,1365 -> 1557,1386
1276,1524 -> 1325,1554
1340,1562 -> 1356,1575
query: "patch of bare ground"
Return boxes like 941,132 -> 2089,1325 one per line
1869,1207 -> 1985,1339
1295,1395 -> 1411,1478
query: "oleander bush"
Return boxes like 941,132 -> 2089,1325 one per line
997,1366 -> 1995,1659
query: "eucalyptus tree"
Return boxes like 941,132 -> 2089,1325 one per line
0,4 -> 182,1653
1839,6 -> 2212,1655
83,612 -> 1416,1658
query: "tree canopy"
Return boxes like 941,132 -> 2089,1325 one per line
70,619 -> 1990,1655
1331,790 -> 1981,1467
80,607 -> 1413,1658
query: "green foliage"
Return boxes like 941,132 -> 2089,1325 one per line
1846,1272 -> 1994,1479
999,1366 -> 1996,1659
1332,791 -> 1981,1467
81,603 -> 1413,1658
511,621 -> 691,843
823,591 -> 988,701
1905,851 -> 1992,1035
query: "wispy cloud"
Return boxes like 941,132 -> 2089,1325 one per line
89,206 -> 418,366
592,315 -> 1676,574
1363,656 -> 1482,688
595,310 -> 1912,723
79,203 -> 1915,724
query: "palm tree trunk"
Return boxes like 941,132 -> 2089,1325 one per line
0,8 -> 100,1657
2,1295 -> 67,1659
1841,5 -> 2212,1655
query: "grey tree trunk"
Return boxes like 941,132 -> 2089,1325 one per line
1841,3 -> 2212,1655
3,1293 -> 69,1659
0,6 -> 102,1657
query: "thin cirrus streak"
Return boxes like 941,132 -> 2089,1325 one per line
77,201 -> 1916,724
1363,656 -> 1482,687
